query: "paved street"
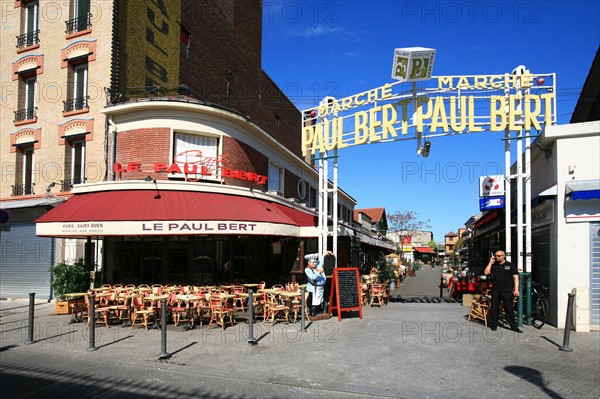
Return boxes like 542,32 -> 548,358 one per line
1,271 -> 599,399
391,263 -> 453,302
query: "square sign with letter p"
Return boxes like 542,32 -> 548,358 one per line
392,47 -> 436,82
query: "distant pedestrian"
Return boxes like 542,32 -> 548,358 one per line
484,250 -> 522,333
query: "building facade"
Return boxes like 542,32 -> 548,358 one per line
1,0 -> 391,298
469,49 -> 600,330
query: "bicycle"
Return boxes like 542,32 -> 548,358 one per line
530,282 -> 549,329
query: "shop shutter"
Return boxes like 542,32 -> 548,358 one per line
590,222 -> 600,327
0,221 -> 53,300
532,226 -> 554,325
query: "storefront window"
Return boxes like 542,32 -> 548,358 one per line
106,235 -> 302,285
193,238 -> 215,283
172,132 -> 219,181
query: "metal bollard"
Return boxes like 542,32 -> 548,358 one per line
159,297 -> 170,359
559,292 -> 575,352
87,293 -> 97,351
247,290 -> 257,345
24,292 -> 36,345
300,287 -> 307,333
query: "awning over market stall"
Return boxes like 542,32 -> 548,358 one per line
566,179 -> 600,201
413,246 -> 435,253
36,189 -> 318,238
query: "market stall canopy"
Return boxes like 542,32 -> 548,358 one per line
565,179 -> 600,201
413,246 -> 435,253
36,189 -> 318,238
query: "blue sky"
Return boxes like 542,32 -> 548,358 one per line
261,0 -> 600,242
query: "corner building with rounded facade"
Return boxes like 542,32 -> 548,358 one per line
1,0 -> 394,295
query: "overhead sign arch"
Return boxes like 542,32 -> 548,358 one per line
303,47 -> 557,279
302,72 -> 556,156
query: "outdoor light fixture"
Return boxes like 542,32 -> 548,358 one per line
416,126 -> 431,157
421,141 -> 431,157
45,182 -> 56,193
144,176 -> 161,199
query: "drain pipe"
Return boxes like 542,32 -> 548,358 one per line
49,237 -> 55,301
108,115 -> 117,181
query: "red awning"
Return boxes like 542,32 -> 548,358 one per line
36,190 -> 318,237
473,210 -> 500,230
413,246 -> 435,253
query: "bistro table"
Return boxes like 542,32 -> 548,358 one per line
176,294 -> 207,328
241,283 -> 259,291
143,294 -> 169,328
63,292 -> 88,323
116,292 -> 139,326
92,291 -> 113,306
278,291 -> 302,321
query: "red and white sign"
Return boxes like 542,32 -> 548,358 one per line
479,175 -> 505,197
114,150 -> 268,185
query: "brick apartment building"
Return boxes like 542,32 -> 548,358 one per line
0,0 -> 394,298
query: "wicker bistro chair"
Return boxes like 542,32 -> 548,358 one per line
108,291 -> 129,323
290,290 -> 309,323
168,293 -> 192,327
208,295 -> 235,330
231,286 -> 247,312
246,292 -> 266,322
369,284 -> 385,308
84,293 -> 110,329
130,295 -> 156,330
360,283 -> 369,306
194,293 -> 212,326
68,297 -> 88,322
264,292 -> 289,325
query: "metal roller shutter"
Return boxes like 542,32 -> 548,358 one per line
590,223 -> 600,327
0,221 -> 53,300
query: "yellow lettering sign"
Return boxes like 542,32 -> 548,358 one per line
301,76 -> 555,154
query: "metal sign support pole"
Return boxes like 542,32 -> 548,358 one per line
332,148 -> 338,263
504,126 -> 512,263
317,98 -> 339,261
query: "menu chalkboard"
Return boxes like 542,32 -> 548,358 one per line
328,267 -> 363,321
323,254 -> 335,277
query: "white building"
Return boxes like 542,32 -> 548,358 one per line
527,49 -> 600,330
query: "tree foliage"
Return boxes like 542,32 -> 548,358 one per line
427,240 -> 438,251
387,210 -> 431,251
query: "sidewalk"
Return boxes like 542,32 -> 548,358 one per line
1,291 -> 598,398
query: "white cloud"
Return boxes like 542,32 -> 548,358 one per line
296,24 -> 343,38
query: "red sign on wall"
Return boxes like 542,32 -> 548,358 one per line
114,150 -> 268,185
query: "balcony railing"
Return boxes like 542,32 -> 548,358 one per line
14,107 -> 37,122
16,30 -> 40,48
60,178 -> 85,192
63,96 -> 89,112
65,13 -> 92,34
11,183 -> 35,196
104,84 -> 207,105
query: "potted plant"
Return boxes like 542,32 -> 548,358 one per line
375,256 -> 397,289
49,259 -> 90,314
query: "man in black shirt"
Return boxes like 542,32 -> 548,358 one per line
484,250 -> 523,333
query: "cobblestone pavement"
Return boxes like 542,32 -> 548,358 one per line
1,271 -> 598,398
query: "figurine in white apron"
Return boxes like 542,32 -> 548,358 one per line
304,253 -> 326,316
